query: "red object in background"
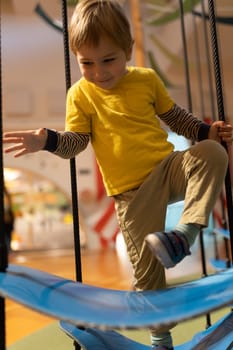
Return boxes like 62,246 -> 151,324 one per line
93,161 -> 120,248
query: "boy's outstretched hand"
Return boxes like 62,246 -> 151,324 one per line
209,121 -> 233,145
3,128 -> 48,157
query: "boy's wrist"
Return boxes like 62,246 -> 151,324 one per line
42,128 -> 59,152
198,124 -> 211,141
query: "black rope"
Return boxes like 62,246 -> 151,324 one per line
0,5 -> 8,273
61,1 -> 71,90
178,0 -> 193,112
61,0 -> 82,283
0,8 -> 7,350
35,1 -> 83,282
193,10 -> 212,316
199,0 -> 229,266
61,2 -> 82,349
208,0 -> 233,264
199,0 -> 216,121
192,6 -> 205,118
199,0 -> 230,273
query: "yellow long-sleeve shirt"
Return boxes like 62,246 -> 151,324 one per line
65,66 -> 175,195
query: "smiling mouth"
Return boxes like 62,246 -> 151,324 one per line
98,79 -> 111,83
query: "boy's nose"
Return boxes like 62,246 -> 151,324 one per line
94,71 -> 105,80
94,66 -> 106,79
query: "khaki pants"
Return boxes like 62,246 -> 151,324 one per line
113,140 -> 228,333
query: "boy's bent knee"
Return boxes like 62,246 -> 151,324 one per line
198,139 -> 228,167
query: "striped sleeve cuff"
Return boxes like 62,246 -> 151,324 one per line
43,129 -> 59,152
197,124 -> 211,141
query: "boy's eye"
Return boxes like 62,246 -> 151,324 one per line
103,57 -> 115,63
79,57 -> 116,66
81,61 -> 93,65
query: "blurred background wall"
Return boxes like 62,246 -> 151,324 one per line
1,0 -> 233,251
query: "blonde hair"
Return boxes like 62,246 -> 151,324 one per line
69,0 -> 134,55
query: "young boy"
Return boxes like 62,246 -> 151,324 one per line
3,1 -> 233,349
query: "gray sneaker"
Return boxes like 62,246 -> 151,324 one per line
145,230 -> 191,268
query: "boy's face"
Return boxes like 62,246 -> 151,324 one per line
76,35 -> 132,90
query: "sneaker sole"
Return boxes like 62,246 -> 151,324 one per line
145,233 -> 176,269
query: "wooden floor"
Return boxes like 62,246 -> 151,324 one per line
5,238 -> 217,346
